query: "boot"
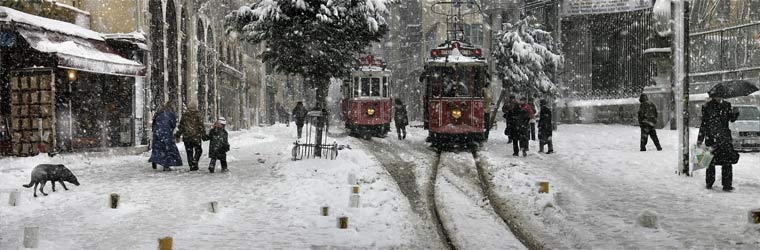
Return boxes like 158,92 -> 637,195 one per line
152,163 -> 157,169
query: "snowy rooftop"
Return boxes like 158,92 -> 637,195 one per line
0,6 -> 103,41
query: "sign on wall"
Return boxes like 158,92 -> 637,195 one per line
561,0 -> 654,16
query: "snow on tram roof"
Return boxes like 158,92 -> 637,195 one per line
426,47 -> 486,64
355,65 -> 389,72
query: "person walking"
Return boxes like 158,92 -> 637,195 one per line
205,117 -> 230,173
394,99 -> 409,140
175,106 -> 205,171
502,95 -> 517,144
519,97 -> 534,155
483,82 -> 493,139
149,103 -> 183,171
697,91 -> 740,191
509,97 -> 530,156
292,101 -> 308,138
638,94 -> 662,151
538,99 -> 554,154
528,97 -> 537,141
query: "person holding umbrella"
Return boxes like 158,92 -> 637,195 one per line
697,83 -> 748,192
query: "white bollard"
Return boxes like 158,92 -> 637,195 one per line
347,173 -> 356,185
23,226 -> 38,248
349,194 -> 360,208
9,190 -> 19,206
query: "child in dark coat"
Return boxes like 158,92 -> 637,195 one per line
205,117 -> 230,173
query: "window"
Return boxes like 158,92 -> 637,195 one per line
382,77 -> 389,97
464,24 -> 483,45
426,66 -> 484,98
361,78 -> 370,96
371,78 -> 381,96
353,77 -> 360,97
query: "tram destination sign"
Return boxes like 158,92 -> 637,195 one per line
561,0 -> 653,16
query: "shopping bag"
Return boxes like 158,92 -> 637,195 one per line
690,145 -> 713,173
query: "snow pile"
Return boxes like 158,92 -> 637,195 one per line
637,210 -> 659,229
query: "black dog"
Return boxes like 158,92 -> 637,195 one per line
22,164 -> 80,197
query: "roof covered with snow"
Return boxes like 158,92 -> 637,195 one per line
0,6 -> 103,41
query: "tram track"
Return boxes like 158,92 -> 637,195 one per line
359,135 -> 539,250
431,149 -> 528,249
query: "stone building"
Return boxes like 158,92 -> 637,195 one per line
0,0 -> 266,156
0,1 -> 146,155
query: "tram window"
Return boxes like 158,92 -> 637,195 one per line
382,77 -> 389,97
353,77 -> 360,98
361,78 -> 370,96
473,67 -> 484,97
371,78 -> 381,96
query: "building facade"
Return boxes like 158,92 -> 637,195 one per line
0,0 -> 266,156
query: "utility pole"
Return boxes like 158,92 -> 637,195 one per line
673,0 -> 690,175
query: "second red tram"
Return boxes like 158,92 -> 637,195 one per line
341,55 -> 392,138
420,41 -> 489,145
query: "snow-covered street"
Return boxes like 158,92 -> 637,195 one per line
2,122 -> 760,249
1,124 -> 428,249
479,123 -> 760,249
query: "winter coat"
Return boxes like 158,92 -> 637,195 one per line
292,105 -> 308,125
176,109 -> 205,144
698,99 -> 739,165
149,110 -> 183,167
511,105 -> 530,139
394,104 -> 409,128
206,127 -> 229,159
527,102 -> 537,123
538,105 -> 552,139
638,101 -> 658,128
483,89 -> 493,113
501,101 -> 517,137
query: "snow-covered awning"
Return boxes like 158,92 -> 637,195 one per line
0,7 -> 145,76
18,29 -> 145,76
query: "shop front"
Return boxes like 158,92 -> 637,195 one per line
0,7 -> 144,156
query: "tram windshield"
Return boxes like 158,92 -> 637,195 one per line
425,66 -> 486,98
346,76 -> 389,98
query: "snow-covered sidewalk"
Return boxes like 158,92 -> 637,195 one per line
0,124 -> 425,249
481,123 -> 760,249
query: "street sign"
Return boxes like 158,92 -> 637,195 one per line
561,0 -> 653,16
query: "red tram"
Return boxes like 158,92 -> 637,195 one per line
341,55 -> 392,138
420,41 -> 488,145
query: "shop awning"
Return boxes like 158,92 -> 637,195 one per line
17,29 -> 145,76
0,7 -> 145,76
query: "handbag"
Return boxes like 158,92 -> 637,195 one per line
690,145 -> 714,173
729,148 -> 740,164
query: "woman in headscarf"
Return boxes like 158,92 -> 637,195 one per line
149,102 -> 183,171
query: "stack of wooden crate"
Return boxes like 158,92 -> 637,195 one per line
9,70 -> 56,156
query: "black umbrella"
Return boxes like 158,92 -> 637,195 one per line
708,80 -> 760,98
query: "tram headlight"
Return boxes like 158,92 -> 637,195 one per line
367,107 -> 376,116
450,108 -> 462,119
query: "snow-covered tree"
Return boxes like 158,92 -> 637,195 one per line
492,17 -> 563,97
225,0 -> 391,108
